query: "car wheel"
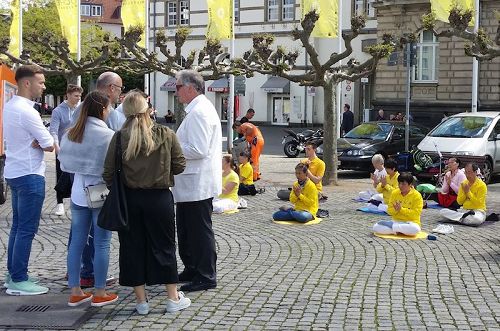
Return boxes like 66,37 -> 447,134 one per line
284,141 -> 300,158
482,159 -> 493,184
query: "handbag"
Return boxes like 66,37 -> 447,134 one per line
84,183 -> 109,209
97,131 -> 129,231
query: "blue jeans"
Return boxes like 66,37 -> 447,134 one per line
273,209 -> 314,223
68,225 -> 94,279
67,202 -> 111,289
6,175 -> 45,282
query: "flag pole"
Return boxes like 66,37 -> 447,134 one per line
471,0 -> 479,112
336,0 -> 342,138
77,0 -> 81,86
227,0 -> 235,152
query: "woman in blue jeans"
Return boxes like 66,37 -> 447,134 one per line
58,91 -> 117,307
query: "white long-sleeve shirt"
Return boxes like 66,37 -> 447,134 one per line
3,95 -> 54,178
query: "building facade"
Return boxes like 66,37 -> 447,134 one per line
373,0 -> 500,127
149,0 -> 377,126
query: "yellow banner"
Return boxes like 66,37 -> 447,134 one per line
431,0 -> 475,26
302,0 -> 338,38
206,0 -> 233,40
121,0 -> 146,48
9,0 -> 20,57
55,0 -> 79,54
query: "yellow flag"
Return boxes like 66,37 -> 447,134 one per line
431,0 -> 475,26
9,0 -> 21,57
121,0 -> 147,48
301,0 -> 338,38
206,0 -> 233,40
55,0 -> 79,54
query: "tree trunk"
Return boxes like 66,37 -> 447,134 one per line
322,80 -> 339,186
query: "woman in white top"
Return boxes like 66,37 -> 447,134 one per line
59,91 -> 117,307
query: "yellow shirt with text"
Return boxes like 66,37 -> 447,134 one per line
457,178 -> 487,211
387,187 -> 423,226
289,179 -> 319,217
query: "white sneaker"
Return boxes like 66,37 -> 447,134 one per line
55,203 -> 65,216
166,291 -> 191,313
136,301 -> 149,315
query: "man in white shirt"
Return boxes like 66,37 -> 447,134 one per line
3,65 -> 54,295
50,84 -> 83,216
172,70 -> 222,292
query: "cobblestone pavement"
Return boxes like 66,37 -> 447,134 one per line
1,154 -> 499,330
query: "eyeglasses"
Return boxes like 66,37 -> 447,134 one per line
110,84 -> 125,91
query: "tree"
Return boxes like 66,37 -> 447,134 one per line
422,8 -> 500,60
235,12 -> 394,185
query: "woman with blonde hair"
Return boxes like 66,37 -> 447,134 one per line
58,91 -> 117,307
213,155 -> 240,213
103,91 -> 190,315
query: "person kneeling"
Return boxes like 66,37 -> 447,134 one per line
273,163 -> 318,223
439,163 -> 487,226
373,172 -> 423,236
237,151 -> 257,196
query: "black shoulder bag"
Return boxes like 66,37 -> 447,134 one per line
98,131 -> 129,231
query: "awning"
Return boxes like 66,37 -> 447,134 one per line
160,77 -> 176,92
207,77 -> 229,93
260,76 -> 290,93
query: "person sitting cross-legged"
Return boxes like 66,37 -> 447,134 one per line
367,158 -> 399,213
439,162 -> 487,226
273,163 -> 318,223
373,172 -> 423,236
213,155 -> 240,213
358,154 -> 386,202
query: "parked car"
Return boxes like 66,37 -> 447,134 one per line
338,121 -> 430,172
417,111 -> 500,183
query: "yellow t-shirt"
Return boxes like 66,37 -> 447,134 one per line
219,170 -> 239,202
239,162 -> 254,185
376,171 -> 399,204
387,187 -> 423,226
457,178 -> 487,211
302,156 -> 326,192
289,179 -> 319,218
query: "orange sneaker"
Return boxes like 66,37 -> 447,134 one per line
91,293 -> 118,307
68,292 -> 93,307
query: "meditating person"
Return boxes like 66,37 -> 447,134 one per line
436,157 -> 465,209
273,163 -> 319,223
237,151 -> 257,196
213,155 -> 240,214
277,142 -> 325,201
373,172 -> 423,236
358,154 -> 386,202
367,158 -> 399,213
439,163 -> 487,226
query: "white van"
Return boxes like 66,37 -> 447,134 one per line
417,112 -> 500,183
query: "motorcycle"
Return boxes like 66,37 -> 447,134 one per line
281,128 -> 323,158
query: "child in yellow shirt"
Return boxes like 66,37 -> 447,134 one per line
237,152 -> 257,196
273,163 -> 318,223
213,155 -> 240,213
373,172 -> 423,236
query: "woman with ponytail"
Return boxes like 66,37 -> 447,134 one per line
103,91 -> 190,315
213,155 -> 240,213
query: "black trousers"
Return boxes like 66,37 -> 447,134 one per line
176,198 -> 217,283
118,187 -> 178,287
55,157 -> 64,203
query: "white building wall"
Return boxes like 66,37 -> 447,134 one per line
149,0 -> 377,126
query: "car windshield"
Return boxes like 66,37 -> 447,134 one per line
344,123 -> 393,140
429,116 -> 493,138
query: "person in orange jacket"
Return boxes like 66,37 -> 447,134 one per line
233,121 -> 264,180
